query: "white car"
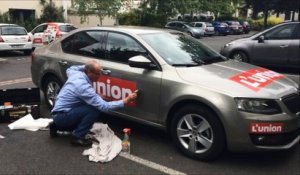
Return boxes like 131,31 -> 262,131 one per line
29,22 -> 77,49
190,22 -> 215,36
0,23 -> 32,55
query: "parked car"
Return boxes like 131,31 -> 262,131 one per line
0,23 -> 32,55
29,22 -> 77,49
212,21 -> 230,36
31,26 -> 300,161
220,21 -> 300,70
224,21 -> 243,34
165,21 -> 204,38
239,20 -> 251,34
169,13 -> 214,21
190,22 -> 215,36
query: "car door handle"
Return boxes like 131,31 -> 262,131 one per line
101,69 -> 111,75
280,45 -> 288,48
58,60 -> 68,66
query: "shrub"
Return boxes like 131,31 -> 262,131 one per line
250,16 -> 284,31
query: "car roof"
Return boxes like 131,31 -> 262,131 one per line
74,26 -> 172,35
38,22 -> 74,26
0,23 -> 19,27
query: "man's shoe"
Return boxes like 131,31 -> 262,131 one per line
49,122 -> 58,138
70,135 -> 92,147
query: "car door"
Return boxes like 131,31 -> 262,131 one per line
100,32 -> 162,123
287,23 -> 300,69
31,23 -> 48,47
251,23 -> 296,67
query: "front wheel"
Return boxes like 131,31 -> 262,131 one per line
170,105 -> 225,161
43,76 -> 62,109
231,51 -> 249,62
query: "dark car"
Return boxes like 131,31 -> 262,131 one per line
239,20 -> 251,34
212,21 -> 230,36
224,21 -> 243,35
221,21 -> 300,69
165,21 -> 204,38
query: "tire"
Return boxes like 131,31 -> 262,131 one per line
231,51 -> 249,62
215,31 -> 219,36
187,32 -> 193,37
170,105 -> 225,161
23,50 -> 32,55
43,76 -> 63,109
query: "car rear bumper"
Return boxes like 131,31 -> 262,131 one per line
0,43 -> 32,51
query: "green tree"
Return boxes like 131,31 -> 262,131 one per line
245,0 -> 299,29
74,0 -> 123,26
208,0 -> 230,19
273,0 -> 300,21
39,0 -> 65,22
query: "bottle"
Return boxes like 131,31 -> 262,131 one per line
122,128 -> 131,154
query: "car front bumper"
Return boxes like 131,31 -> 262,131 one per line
226,109 -> 300,152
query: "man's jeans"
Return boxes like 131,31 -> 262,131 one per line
53,105 -> 99,139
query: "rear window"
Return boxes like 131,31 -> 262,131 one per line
205,23 -> 213,27
0,27 -> 27,35
59,25 -> 77,32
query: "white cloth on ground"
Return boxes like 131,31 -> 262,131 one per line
82,123 -> 122,163
8,114 -> 53,131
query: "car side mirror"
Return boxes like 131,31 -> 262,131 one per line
128,55 -> 157,69
258,35 -> 265,43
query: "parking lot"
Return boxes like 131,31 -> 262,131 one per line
0,33 -> 299,175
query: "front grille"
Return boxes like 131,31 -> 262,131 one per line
282,93 -> 300,114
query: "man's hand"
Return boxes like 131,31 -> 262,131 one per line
123,91 -> 138,105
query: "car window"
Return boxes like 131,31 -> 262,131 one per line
0,27 -> 27,35
59,25 -> 77,32
106,32 -> 146,63
168,22 -> 175,27
140,32 -> 222,65
195,23 -> 202,27
291,23 -> 300,39
177,23 -> 184,28
265,23 -> 297,40
61,30 -> 107,58
32,24 -> 47,33
206,23 -> 213,27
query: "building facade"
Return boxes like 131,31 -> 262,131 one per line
0,0 -> 115,27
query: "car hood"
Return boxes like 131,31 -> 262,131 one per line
175,60 -> 298,98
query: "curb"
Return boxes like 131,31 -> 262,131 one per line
0,58 -> 8,64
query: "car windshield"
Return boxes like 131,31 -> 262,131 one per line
206,23 -> 213,27
0,27 -> 27,35
59,25 -> 77,32
232,21 -> 240,25
140,32 -> 225,66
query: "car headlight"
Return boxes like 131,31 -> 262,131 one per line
224,41 -> 235,48
234,98 -> 282,114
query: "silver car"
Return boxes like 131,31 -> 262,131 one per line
165,21 -> 204,38
31,26 -> 300,160
220,22 -> 300,69
190,22 -> 215,36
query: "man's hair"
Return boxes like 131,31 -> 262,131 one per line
84,60 -> 99,72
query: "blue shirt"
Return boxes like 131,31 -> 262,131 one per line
52,65 -> 124,113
